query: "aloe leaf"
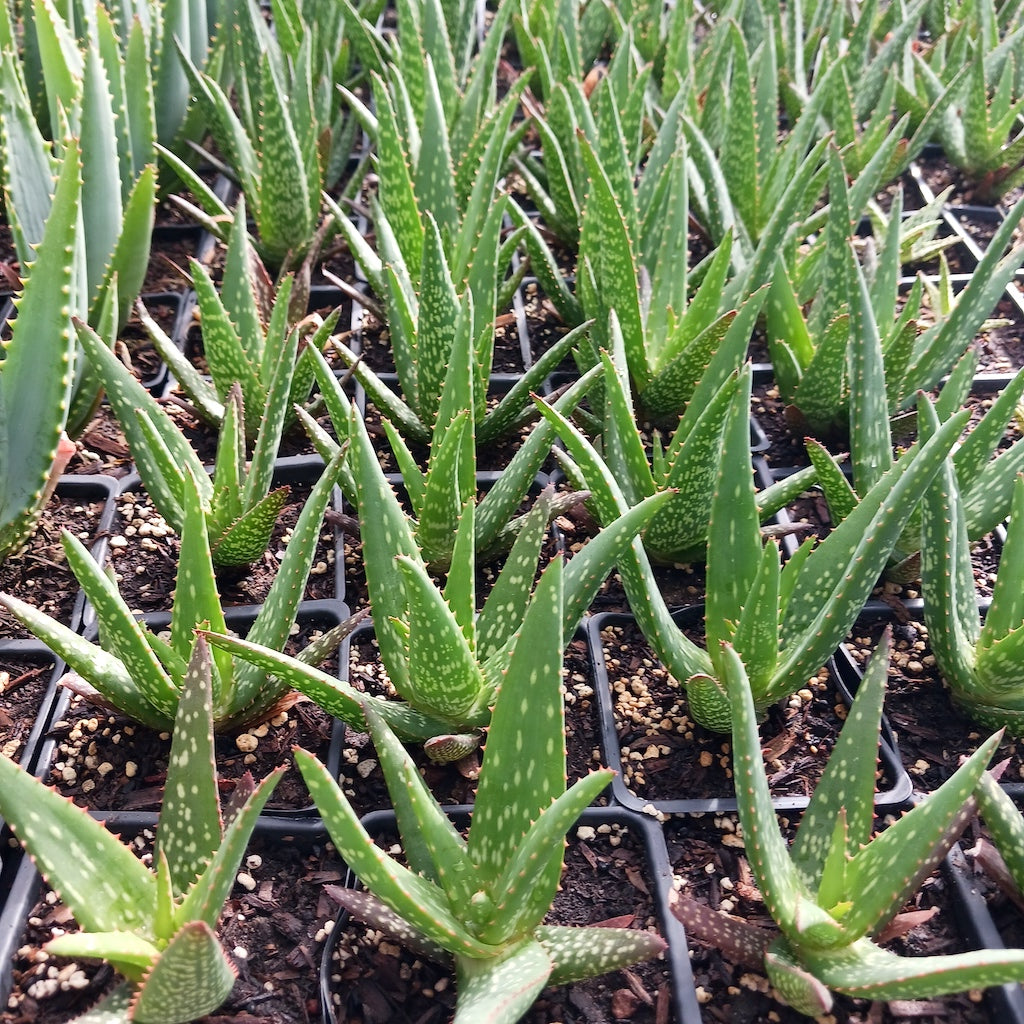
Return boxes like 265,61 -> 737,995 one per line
842,732 -> 1001,941
468,558 -> 565,882
0,139 -> 76,560
790,629 -> 891,886
129,921 -> 236,1024
479,769 -> 613,945
296,748 -> 500,958
256,53 -> 316,268
538,924 -> 667,987
475,489 -> 551,662
453,940 -> 552,1024
919,399 -> 983,689
230,448 -> 344,718
212,488 -> 290,568
169,470 -> 231,694
191,264 -> 263,410
177,759 -> 284,932
802,923 -> 1024,1004
156,638 -> 224,897
64,529 -> 182,723
721,641 -> 846,948
44,930 -> 155,988
979,475 -> 1024,654
394,553 -> 487,718
578,134 -> 646,385
362,702 -> 468,894
0,751 -> 157,937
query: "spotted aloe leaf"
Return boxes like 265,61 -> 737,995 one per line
0,639 -> 282,1023
921,395 -> 1024,734
299,556 -> 663,1023
0,135 -> 77,564
680,636 -> 1024,1017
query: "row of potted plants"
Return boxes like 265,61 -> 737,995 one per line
4,0 -> 1024,1020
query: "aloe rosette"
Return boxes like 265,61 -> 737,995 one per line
0,447 -> 348,731
297,556 -> 666,1023
919,400 -> 1024,735
673,631 -> 1024,1017
0,638 -> 283,1023
538,358 -> 968,731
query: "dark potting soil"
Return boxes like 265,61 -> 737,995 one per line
598,618 -> 897,806
0,493 -> 110,640
843,617 -> 1024,793
0,654 -> 56,765
0,833 -> 340,1024
107,482 -> 338,614
322,822 -> 672,1024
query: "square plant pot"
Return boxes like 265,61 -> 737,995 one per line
319,806 -> 698,1024
40,601 -> 355,820
589,608 -> 912,815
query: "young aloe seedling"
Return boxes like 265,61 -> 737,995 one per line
0,449 -> 351,731
140,199 -> 334,440
919,400 -> 1024,735
0,638 -> 283,1023
570,315 -> 815,565
296,556 -> 666,1023
672,631 -> 1024,1017
538,362 -> 968,731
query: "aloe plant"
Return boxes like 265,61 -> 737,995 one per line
140,199 -> 334,439
919,403 -> 1024,735
0,139 -> 79,564
898,10 -> 1024,200
160,0 -> 347,270
555,317 -> 816,565
203,407 -> 671,759
0,447 -> 349,731
77,311 -> 322,565
0,0 -> 158,435
295,555 -> 666,1023
768,153 -> 1024,437
0,638 -> 282,1023
323,13 -> 541,445
672,629 -> 1024,1017
304,307 -> 594,570
538,370 -> 968,731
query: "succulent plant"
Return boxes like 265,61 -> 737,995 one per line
539,369 -> 968,731
140,199 -> 333,440
919,401 -> 1024,735
560,316 -> 816,565
161,0 -> 347,270
0,141 -> 78,565
0,637 -> 283,1023
203,433 -> 670,761
672,629 -> 1024,1018
77,230 -> 340,567
324,16 -> 542,445
0,448 -> 349,731
296,555 -> 666,1023
768,151 -> 1024,438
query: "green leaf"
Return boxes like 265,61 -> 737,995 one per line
453,941 -> 552,1024
156,639 -> 223,898
468,558 -> 565,881
130,921 -> 236,1024
0,752 -> 157,937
